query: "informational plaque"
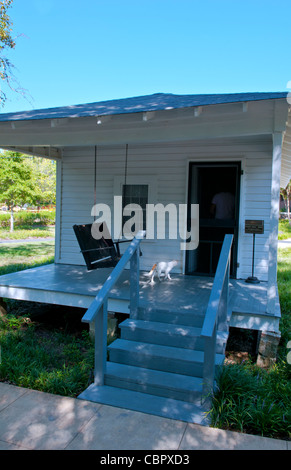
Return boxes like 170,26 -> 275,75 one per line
244,220 -> 264,284
245,220 -> 264,235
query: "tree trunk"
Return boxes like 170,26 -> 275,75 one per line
287,186 -> 290,223
10,206 -> 14,232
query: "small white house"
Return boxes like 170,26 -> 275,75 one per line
0,92 -> 290,421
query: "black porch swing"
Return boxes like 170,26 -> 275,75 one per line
73,144 -> 139,271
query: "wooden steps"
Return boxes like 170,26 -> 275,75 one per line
78,306 -> 229,424
78,384 -> 210,425
104,362 -> 204,402
119,319 -> 205,350
108,339 -> 224,377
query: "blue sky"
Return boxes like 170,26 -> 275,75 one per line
2,0 -> 291,113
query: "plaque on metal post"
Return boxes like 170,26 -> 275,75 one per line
245,220 -> 264,235
244,220 -> 264,283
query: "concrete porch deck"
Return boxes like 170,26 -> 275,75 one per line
0,263 -> 281,333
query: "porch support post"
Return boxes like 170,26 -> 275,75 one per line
54,158 -> 63,263
267,132 -> 283,314
93,298 -> 108,386
130,247 -> 140,319
203,324 -> 217,399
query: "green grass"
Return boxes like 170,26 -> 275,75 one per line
277,248 -> 291,349
0,241 -> 55,275
0,313 -> 94,397
0,238 -> 100,397
210,361 -> 290,439
0,226 -> 55,240
278,218 -> 291,240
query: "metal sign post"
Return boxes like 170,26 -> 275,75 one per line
244,220 -> 264,284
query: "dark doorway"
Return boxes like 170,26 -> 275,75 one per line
186,162 -> 241,277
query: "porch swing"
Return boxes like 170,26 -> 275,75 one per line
73,144 -> 138,271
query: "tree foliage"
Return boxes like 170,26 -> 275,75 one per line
27,157 -> 56,206
0,151 -> 40,230
0,0 -> 16,106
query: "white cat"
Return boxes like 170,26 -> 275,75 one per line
146,260 -> 178,284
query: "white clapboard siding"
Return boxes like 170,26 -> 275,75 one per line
58,138 -> 273,281
238,151 -> 272,280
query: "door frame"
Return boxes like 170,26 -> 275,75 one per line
184,159 -> 243,278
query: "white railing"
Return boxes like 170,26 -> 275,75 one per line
81,230 -> 145,386
201,234 -> 233,396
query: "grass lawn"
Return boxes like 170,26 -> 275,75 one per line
0,240 -> 55,276
0,305 -> 94,397
0,226 -> 55,240
278,218 -> 291,240
0,237 -> 95,397
0,236 -> 290,440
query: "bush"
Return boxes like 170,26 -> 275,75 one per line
0,314 -> 94,397
0,210 -> 55,228
210,361 -> 291,439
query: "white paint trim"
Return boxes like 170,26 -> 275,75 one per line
0,285 -> 129,312
236,158 -> 246,279
267,132 -> 283,313
54,157 -> 63,263
0,99 -> 285,147
113,174 -> 158,202
113,174 -> 158,242
230,312 -> 280,332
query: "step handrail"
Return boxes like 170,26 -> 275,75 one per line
201,234 -> 233,395
82,230 -> 145,385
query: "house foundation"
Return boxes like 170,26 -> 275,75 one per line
0,297 -> 7,316
88,311 -> 118,344
256,330 -> 281,368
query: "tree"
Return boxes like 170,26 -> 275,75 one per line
0,151 -> 40,231
0,0 -> 16,105
27,157 -> 56,207
280,179 -> 291,224
0,0 -> 28,106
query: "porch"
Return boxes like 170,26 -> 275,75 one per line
0,262 -> 281,333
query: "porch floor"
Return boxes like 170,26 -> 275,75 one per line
0,263 -> 281,333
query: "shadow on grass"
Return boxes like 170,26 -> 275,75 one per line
0,242 -> 54,257
0,241 -> 55,276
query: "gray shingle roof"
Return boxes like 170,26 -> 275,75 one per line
0,92 -> 287,122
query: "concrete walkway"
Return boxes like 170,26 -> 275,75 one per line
0,237 -> 54,244
0,383 -> 289,451
278,237 -> 291,248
